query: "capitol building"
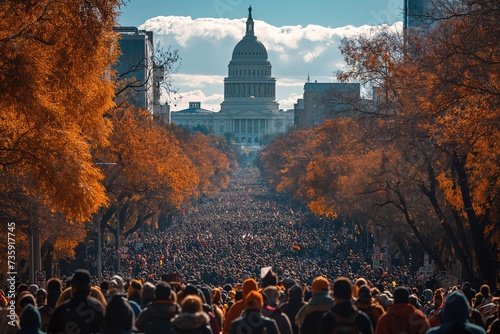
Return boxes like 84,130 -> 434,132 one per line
171,6 -> 294,148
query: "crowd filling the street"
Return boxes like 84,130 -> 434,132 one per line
1,166 -> 499,333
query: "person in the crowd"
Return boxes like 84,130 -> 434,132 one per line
17,304 -> 45,334
141,282 -> 155,308
462,282 -> 477,306
426,291 -> 487,334
280,285 -> 307,334
319,277 -> 373,334
375,286 -> 429,334
38,278 -> 61,332
262,286 -> 293,334
222,278 -> 259,334
428,288 -> 445,327
171,295 -> 213,334
135,281 -> 180,334
295,276 -> 335,334
355,285 -> 385,328
47,269 -> 105,334
128,279 -> 143,307
180,284 -> 220,334
480,285 -> 493,306
35,289 -> 46,309
211,287 -> 225,329
100,294 -> 136,334
229,290 -> 279,334
28,285 -> 39,297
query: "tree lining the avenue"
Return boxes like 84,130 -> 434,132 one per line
258,0 -> 500,285
0,0 -> 235,276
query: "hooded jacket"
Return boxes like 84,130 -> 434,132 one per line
222,279 -> 258,334
295,290 -> 335,334
319,300 -> 373,334
280,286 -> 307,334
18,305 -> 45,334
426,292 -> 487,334
375,302 -> 429,334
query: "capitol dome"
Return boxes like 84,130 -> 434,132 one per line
231,35 -> 268,60
221,5 -> 278,113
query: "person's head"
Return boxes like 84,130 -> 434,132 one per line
311,276 -> 330,294
441,291 -> 471,322
17,284 -> 29,295
46,278 -> 63,308
242,278 -> 259,298
104,294 -> 135,332
128,279 -> 143,306
110,275 -> 124,294
244,290 -> 263,311
262,270 -> 278,288
480,284 -> 491,298
69,269 -> 91,295
28,284 -> 38,296
181,294 -> 204,313
262,286 -> 280,306
142,282 -> 155,306
356,285 -> 372,304
154,281 -> 172,301
19,293 -> 36,310
288,285 -> 303,302
35,288 -> 47,307
212,287 -> 222,304
332,277 -> 352,301
434,288 -> 445,307
393,287 -> 410,304
19,304 -> 43,332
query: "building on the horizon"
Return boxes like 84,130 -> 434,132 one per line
171,6 -> 293,148
295,81 -> 361,128
114,27 -> 160,113
404,0 -> 437,30
171,102 -> 215,132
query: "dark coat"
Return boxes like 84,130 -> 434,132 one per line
229,310 -> 279,334
47,294 -> 104,334
319,300 -> 374,334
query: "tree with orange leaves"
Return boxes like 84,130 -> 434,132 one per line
0,0 -> 121,274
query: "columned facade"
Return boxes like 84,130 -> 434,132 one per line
214,6 -> 292,147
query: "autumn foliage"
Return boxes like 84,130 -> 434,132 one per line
0,1 -> 236,274
259,0 -> 500,284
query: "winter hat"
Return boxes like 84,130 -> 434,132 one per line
357,285 -> 372,304
393,287 -> 410,304
28,284 -> 39,295
104,294 -> 134,331
376,293 -> 394,308
110,275 -> 124,293
282,278 -> 297,291
244,290 -> 263,310
68,269 -> 91,286
289,285 -> 303,301
311,276 -> 330,293
18,304 -> 44,334
242,278 -> 259,298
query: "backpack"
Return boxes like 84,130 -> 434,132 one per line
331,311 -> 360,334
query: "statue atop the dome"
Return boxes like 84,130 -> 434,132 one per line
248,5 -> 252,19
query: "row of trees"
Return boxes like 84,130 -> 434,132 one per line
259,0 -> 499,285
0,0 -> 236,276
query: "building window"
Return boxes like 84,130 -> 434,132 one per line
254,137 -> 259,143
247,137 -> 252,143
235,137 -> 240,143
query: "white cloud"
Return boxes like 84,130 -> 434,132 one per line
140,16 -> 402,112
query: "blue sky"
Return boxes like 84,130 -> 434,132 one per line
118,0 -> 404,111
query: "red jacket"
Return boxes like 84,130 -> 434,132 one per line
375,303 -> 430,334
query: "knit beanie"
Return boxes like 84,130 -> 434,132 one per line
242,278 -> 259,298
244,290 -> 263,310
311,276 -> 330,293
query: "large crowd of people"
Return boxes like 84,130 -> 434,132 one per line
2,166 -> 499,333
